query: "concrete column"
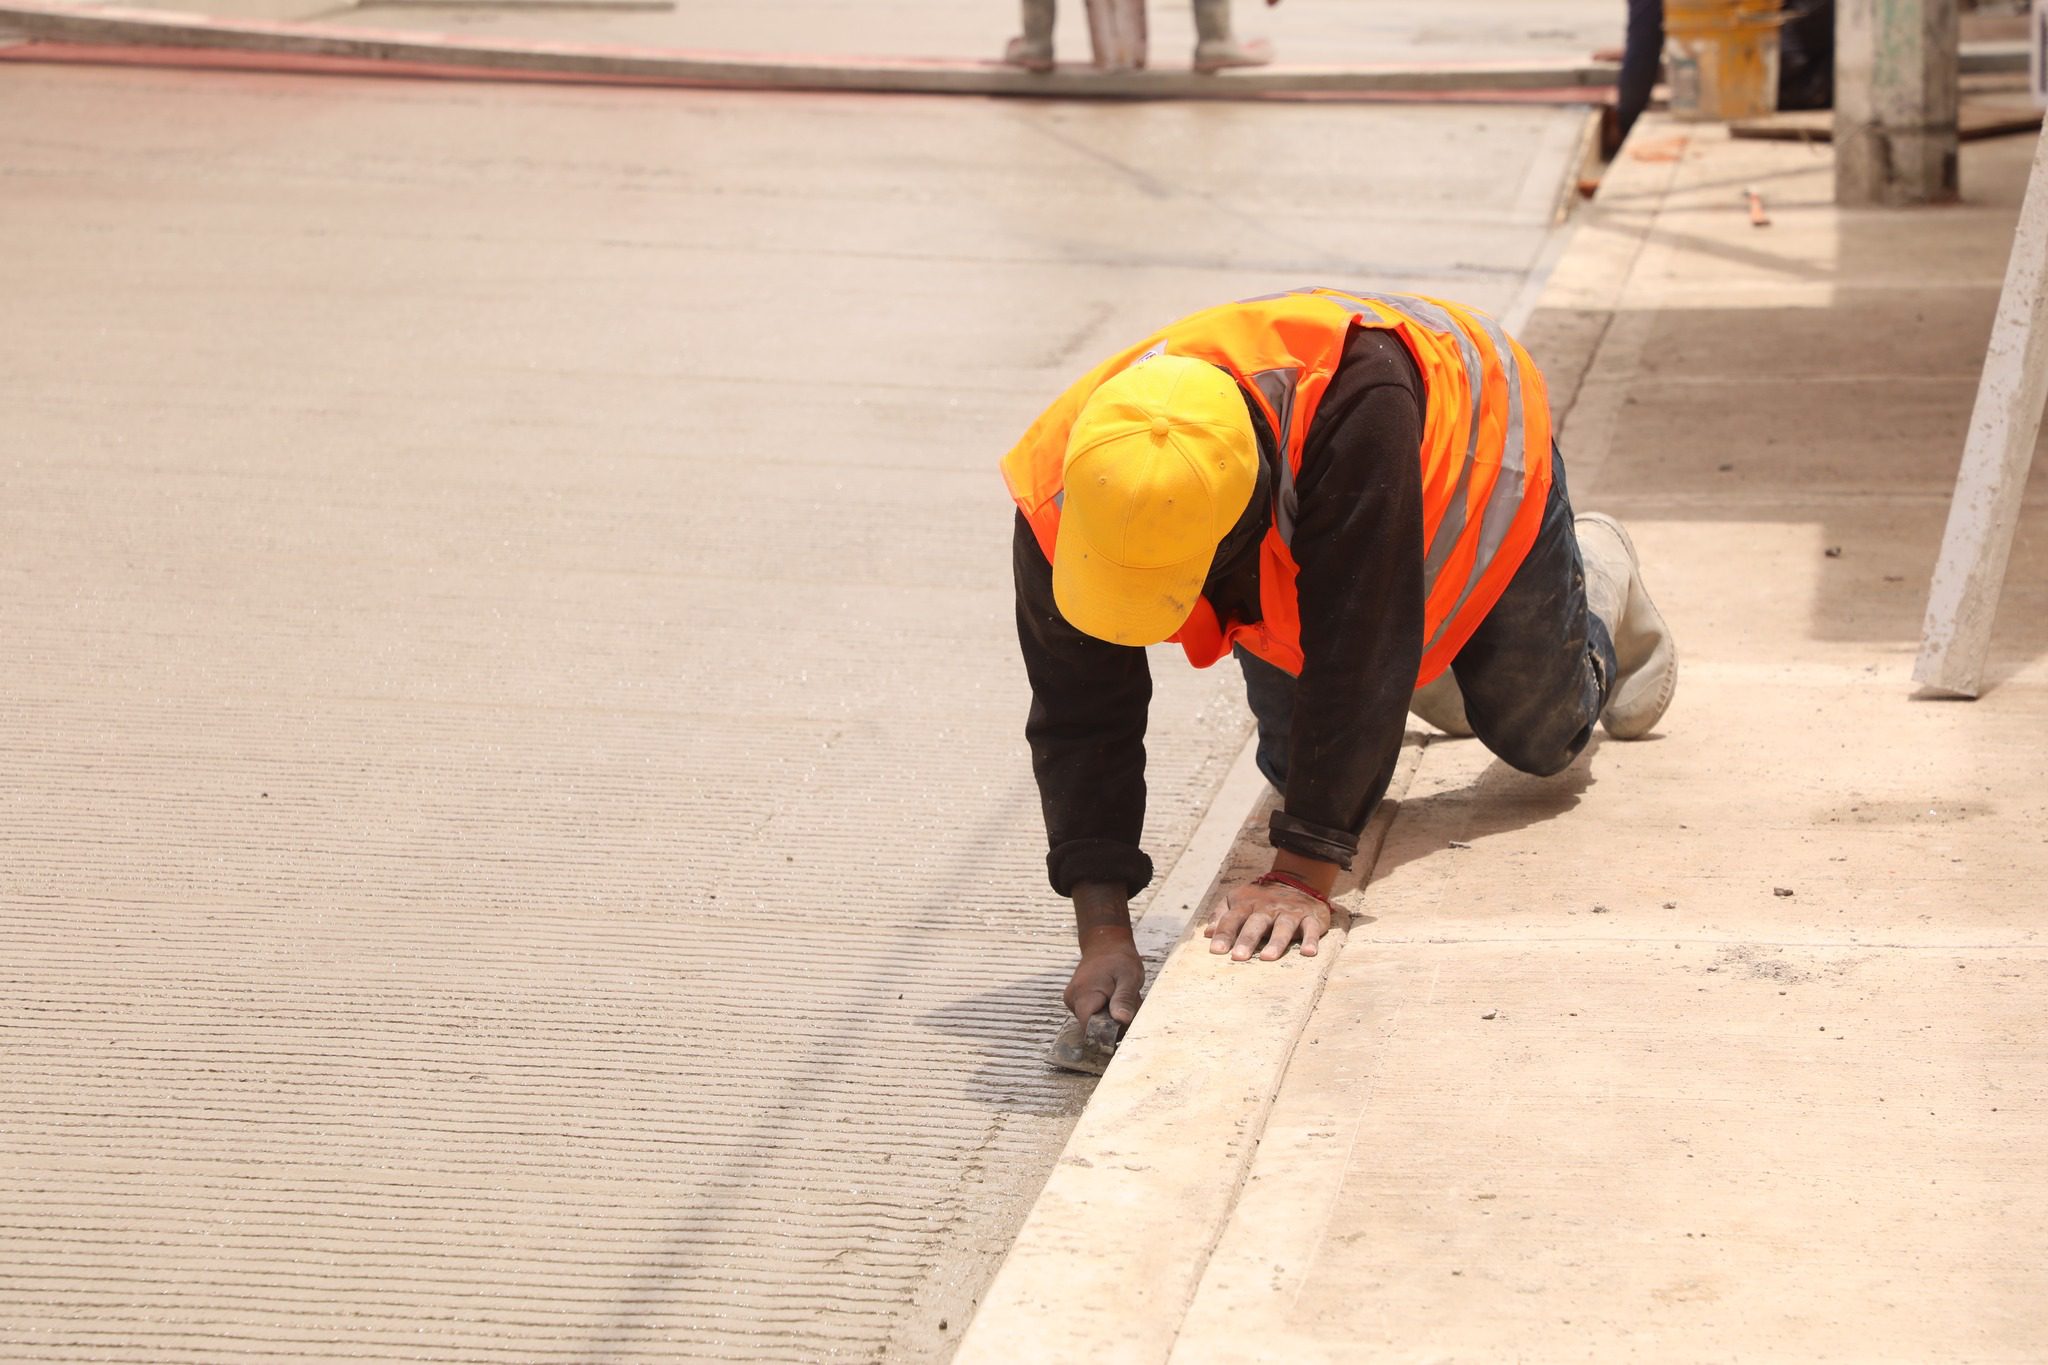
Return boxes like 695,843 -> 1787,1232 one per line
1835,0 -> 1960,205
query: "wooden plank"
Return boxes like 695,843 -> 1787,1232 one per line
1733,96 -> 2043,142
1914,127 -> 2048,696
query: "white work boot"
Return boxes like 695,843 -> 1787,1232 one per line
1576,512 -> 1676,739
1192,0 -> 1272,70
1409,671 -> 1474,737
1003,0 -> 1056,71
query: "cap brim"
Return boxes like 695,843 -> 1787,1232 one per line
1051,514 -> 1213,647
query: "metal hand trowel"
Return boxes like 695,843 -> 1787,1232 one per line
1047,1012 -> 1126,1075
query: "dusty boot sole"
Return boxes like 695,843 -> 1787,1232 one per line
1578,512 -> 1677,740
1409,670 -> 1475,737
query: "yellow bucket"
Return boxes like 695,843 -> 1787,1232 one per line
1664,0 -> 1783,122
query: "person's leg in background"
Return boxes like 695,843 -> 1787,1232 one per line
1616,0 -> 1665,143
1004,0 -> 1057,71
1192,0 -> 1273,71
1777,0 -> 1835,110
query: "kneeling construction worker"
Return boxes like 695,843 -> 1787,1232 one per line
1004,288 -> 1676,1057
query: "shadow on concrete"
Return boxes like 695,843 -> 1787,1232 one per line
1366,735 -> 1601,886
1556,135 -> 2048,684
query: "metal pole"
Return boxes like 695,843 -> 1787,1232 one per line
1835,0 -> 1960,204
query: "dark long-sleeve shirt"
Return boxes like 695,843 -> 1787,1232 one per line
1014,325 -> 1428,896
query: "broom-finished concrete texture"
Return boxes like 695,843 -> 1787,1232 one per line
963,123 -> 2048,1362
0,63 -> 1591,1362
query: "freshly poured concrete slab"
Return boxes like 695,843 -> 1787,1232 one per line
0,64 -> 1587,1363
1176,937 -> 2046,1363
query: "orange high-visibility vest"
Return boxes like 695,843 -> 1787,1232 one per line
1001,288 -> 1554,685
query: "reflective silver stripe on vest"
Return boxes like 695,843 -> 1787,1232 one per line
1301,289 -> 1535,654
1248,367 -> 1301,546
1318,292 -> 1486,583
1431,307 -> 1531,641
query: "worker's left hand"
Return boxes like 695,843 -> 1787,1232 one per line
1208,879 -> 1330,962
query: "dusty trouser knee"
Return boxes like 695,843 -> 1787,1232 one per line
1468,654 -> 1608,777
1445,448 -> 1616,778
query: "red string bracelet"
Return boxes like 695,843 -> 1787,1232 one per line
1251,870 -> 1333,908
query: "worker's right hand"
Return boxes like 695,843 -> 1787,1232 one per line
1064,946 -> 1146,1029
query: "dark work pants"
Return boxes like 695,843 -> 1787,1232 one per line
1617,0 -> 1664,142
1238,447 -> 1617,790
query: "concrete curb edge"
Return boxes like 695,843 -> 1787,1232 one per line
951,742 -> 1426,1365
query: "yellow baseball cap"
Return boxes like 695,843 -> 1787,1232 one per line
1053,354 -> 1258,646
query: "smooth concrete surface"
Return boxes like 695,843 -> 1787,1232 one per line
0,65 -> 1587,1362
1165,125 -> 2048,1362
